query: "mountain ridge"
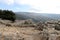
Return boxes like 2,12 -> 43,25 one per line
15,12 -> 60,22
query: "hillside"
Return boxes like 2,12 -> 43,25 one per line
0,12 -> 60,40
0,19 -> 60,40
15,12 -> 60,22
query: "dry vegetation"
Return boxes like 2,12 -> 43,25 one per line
0,19 -> 40,40
0,19 -> 60,40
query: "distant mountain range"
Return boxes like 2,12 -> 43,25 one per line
15,12 -> 60,22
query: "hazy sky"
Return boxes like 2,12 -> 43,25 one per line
0,0 -> 60,14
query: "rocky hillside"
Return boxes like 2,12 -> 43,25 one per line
0,19 -> 60,40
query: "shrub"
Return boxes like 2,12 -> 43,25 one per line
54,25 -> 60,30
6,24 -> 11,26
24,19 -> 34,24
35,22 -> 45,31
0,10 -> 16,22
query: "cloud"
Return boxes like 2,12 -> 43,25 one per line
0,0 -> 60,13
0,0 -> 14,5
16,0 -> 60,13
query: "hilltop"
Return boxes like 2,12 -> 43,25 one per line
0,19 -> 60,40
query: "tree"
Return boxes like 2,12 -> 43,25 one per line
0,10 -> 3,18
0,10 -> 16,22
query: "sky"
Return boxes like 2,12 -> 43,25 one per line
0,0 -> 60,14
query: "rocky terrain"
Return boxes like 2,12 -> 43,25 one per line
0,19 -> 60,40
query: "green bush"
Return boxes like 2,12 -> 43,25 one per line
0,10 -> 16,22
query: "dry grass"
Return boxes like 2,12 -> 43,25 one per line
0,26 -> 40,40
